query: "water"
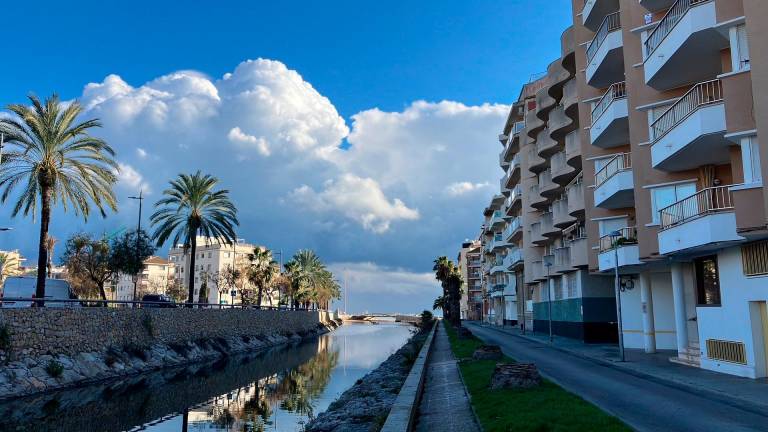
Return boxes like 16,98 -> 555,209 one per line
0,322 -> 414,432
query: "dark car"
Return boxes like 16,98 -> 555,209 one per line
141,294 -> 177,308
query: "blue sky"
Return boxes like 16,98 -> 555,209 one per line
0,0 -> 572,313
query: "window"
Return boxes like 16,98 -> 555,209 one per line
553,277 -> 563,300
742,241 -> 768,277
598,217 -> 627,237
647,104 -> 672,140
200,253 -> 204,258
730,24 -> 750,71
650,183 -> 696,224
208,252 -> 212,258
567,272 -> 578,298
695,255 -> 721,306
741,136 -> 762,184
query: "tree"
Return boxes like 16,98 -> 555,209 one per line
109,229 -> 155,300
62,233 -> 114,301
218,264 -> 243,305
0,94 -> 118,305
247,247 -> 279,307
149,171 -> 239,304
166,278 -> 186,303
45,236 -> 57,278
0,252 -> 21,286
199,271 -> 210,304
283,250 -> 341,310
433,256 -> 462,327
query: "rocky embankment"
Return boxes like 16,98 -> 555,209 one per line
0,319 -> 341,400
306,325 -> 429,432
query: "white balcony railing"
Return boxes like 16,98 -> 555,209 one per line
591,81 -> 627,124
659,185 -> 734,230
650,79 -> 723,142
595,153 -> 631,187
586,11 -> 621,63
644,0 -> 709,59
599,226 -> 638,252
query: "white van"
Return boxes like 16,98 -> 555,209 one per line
1,277 -> 79,308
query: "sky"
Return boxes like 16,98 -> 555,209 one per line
0,0 -> 572,313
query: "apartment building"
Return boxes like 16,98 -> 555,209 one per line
480,194 -> 518,326
569,0 -> 768,378
169,237 -> 257,305
113,256 -> 175,301
457,240 -> 483,320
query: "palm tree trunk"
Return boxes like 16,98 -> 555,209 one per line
257,285 -> 263,308
187,231 -> 197,305
35,186 -> 53,307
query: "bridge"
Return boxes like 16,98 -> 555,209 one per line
341,313 -> 421,324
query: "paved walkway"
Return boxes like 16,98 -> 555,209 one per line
414,323 -> 480,432
475,322 -> 768,413
466,322 -> 768,432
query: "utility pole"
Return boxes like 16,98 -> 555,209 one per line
544,256 -> 554,343
610,230 -> 626,362
128,190 -> 144,303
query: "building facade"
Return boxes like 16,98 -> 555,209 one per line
169,237 -> 257,305
113,256 -> 175,301
457,240 -> 482,320
475,0 -> 768,378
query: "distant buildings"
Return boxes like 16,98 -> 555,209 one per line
113,256 -> 175,301
468,0 -> 768,379
457,240 -> 482,320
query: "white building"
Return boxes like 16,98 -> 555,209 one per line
113,256 -> 175,301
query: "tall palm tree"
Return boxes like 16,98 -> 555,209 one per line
0,94 -> 118,304
150,171 -> 239,303
247,246 -> 279,307
283,250 -> 340,309
433,256 -> 452,320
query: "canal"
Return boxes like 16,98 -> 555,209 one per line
0,322 -> 414,432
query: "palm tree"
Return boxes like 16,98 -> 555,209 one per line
0,252 -> 21,286
283,250 -> 340,309
0,94 -> 118,304
247,246 -> 279,307
150,171 -> 239,303
45,235 -> 57,278
433,256 -> 452,321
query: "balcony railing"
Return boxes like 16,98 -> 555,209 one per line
599,226 -> 638,252
595,153 -> 631,187
504,217 -> 521,239
650,79 -> 723,142
644,0 -> 709,59
659,185 -> 734,230
586,11 -> 621,63
591,81 -> 626,124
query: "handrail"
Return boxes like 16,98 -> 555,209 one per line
586,11 -> 621,63
599,226 -> 637,252
0,297 -> 320,310
644,0 -> 710,59
650,79 -> 723,142
591,82 -> 626,123
659,185 -> 734,230
595,153 -> 631,187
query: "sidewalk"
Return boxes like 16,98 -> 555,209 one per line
475,322 -> 768,415
414,323 -> 480,432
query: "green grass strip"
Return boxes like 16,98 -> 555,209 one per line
444,321 -> 630,432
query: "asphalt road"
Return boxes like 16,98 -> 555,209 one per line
465,322 -> 768,432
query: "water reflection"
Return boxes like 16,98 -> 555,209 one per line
0,323 -> 412,432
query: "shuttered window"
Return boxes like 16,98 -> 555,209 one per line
742,241 -> 768,277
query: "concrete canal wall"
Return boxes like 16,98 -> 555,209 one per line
0,308 -> 341,400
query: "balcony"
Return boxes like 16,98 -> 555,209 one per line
490,257 -> 507,275
643,0 -> 728,91
586,11 -> 624,88
582,0 -> 620,31
528,145 -> 547,174
531,222 -> 547,245
590,82 -> 628,148
491,233 -> 507,252
551,151 -> 576,185
536,85 -> 556,121
504,248 -> 523,270
658,185 -> 743,255
530,184 -> 549,210
505,154 -> 521,188
537,127 -> 559,157
562,79 -> 579,114
540,169 -> 561,198
640,0 -> 677,11
549,105 -> 575,141
526,106 -> 546,139
650,80 -> 728,171
565,131 -> 582,168
504,217 -> 523,243
506,185 -> 522,216
598,227 -> 643,271
569,236 -> 589,268
594,153 -> 634,209
566,174 -> 586,216
490,210 -> 506,230
529,260 -> 545,283
554,247 -> 572,273
553,197 -> 576,228
541,211 -> 559,238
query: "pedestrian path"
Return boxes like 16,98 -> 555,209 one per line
414,323 -> 480,432
474,322 -> 768,414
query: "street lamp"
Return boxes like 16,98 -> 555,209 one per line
128,190 -> 144,303
610,229 -> 626,362
543,254 -> 554,343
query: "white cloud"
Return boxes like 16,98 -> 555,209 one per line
289,174 -> 419,234
115,163 -> 151,194
136,148 -> 148,159
327,262 -> 437,295
445,181 -> 491,197
227,127 -> 270,156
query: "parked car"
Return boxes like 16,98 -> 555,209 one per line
140,294 -> 177,308
0,277 -> 80,308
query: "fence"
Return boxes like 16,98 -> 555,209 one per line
599,226 -> 638,253
0,297 -> 320,311
659,185 -> 734,230
644,0 -> 710,57
586,11 -> 621,63
595,152 -> 631,188
591,81 -> 626,123
651,79 -> 723,141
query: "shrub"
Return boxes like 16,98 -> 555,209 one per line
45,359 -> 64,378
420,310 -> 434,330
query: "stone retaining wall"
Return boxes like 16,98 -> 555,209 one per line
0,308 -> 332,358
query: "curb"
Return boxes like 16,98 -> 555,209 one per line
381,320 -> 438,432
477,323 -> 768,418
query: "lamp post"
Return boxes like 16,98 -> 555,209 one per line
609,230 -> 626,362
543,254 -> 554,343
128,190 -> 144,303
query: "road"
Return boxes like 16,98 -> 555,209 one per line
465,322 -> 768,432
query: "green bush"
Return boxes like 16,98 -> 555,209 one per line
45,359 -> 64,378
420,310 -> 434,330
